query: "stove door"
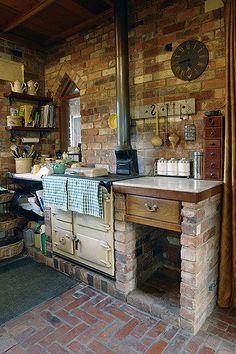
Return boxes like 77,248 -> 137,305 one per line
53,229 -> 74,255
75,231 -> 113,274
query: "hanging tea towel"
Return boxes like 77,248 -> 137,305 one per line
42,176 -> 68,211
67,178 -> 103,218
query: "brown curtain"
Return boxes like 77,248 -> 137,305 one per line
218,0 -> 236,309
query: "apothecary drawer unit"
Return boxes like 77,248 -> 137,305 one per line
204,115 -> 224,181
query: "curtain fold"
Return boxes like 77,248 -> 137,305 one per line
218,0 -> 236,309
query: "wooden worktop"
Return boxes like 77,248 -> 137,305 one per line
113,177 -> 222,203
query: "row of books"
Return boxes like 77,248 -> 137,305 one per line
32,104 -> 55,128
19,104 -> 55,128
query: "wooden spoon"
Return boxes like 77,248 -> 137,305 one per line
151,111 -> 163,147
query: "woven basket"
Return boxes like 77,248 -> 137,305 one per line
0,191 -> 15,204
0,239 -> 24,260
0,213 -> 20,231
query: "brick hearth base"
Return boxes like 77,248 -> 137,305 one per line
28,193 -> 221,334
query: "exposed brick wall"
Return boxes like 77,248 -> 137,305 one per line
0,39 -> 55,185
44,0 -> 225,174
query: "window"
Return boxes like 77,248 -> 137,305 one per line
69,97 -> 81,147
59,80 -> 80,152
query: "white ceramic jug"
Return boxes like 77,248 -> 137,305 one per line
10,80 -> 26,93
27,80 -> 39,95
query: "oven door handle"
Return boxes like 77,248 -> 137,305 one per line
75,239 -> 81,252
99,223 -> 111,231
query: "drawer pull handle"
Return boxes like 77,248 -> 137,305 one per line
210,173 -> 216,177
210,143 -> 216,146
144,203 -> 158,212
211,163 -> 215,168
209,118 -> 214,125
210,152 -> 214,157
210,130 -> 215,136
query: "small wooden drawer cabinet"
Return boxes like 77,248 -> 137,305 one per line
204,115 -> 224,181
126,195 -> 181,232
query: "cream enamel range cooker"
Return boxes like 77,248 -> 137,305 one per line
51,174 -> 137,277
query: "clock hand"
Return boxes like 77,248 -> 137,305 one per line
178,58 -> 190,64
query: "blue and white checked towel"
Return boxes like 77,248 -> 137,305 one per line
67,178 -> 103,218
42,176 -> 68,211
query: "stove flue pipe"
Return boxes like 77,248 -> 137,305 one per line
114,0 -> 131,150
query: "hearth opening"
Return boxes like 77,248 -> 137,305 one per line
127,226 -> 181,326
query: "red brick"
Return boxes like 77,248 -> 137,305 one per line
104,305 -> 132,322
115,318 -> 139,340
71,308 -> 98,325
89,340 -> 115,354
39,324 -> 71,347
67,341 -> 89,354
57,322 -> 88,344
64,296 -> 89,311
147,321 -> 167,337
163,22 -> 186,34
146,340 -> 168,354
199,347 -> 215,354
48,342 -> 70,354
55,309 -> 81,326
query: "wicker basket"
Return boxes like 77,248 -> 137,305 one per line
0,213 -> 20,231
0,239 -> 24,260
0,191 -> 15,204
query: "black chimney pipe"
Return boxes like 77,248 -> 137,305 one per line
114,0 -> 138,175
114,0 -> 131,149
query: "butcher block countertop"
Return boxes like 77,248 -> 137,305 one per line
112,176 -> 222,203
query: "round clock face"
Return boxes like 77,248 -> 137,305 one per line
171,39 -> 209,81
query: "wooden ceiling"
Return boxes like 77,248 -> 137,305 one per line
0,0 -> 114,50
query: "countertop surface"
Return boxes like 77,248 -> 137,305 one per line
113,176 -> 222,194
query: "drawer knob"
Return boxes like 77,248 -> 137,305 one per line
144,203 -> 158,212
210,130 -> 215,136
211,163 -> 215,168
210,152 -> 214,157
209,118 -> 214,125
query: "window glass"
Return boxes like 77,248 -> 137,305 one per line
69,97 -> 80,147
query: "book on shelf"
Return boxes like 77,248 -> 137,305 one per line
39,104 -> 55,128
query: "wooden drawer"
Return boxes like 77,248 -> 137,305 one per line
205,127 -> 222,139
205,170 -> 221,180
204,116 -> 222,127
205,159 -> 221,169
126,195 -> 181,232
205,148 -> 221,160
205,139 -> 221,148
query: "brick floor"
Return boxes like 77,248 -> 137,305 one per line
0,283 -> 236,354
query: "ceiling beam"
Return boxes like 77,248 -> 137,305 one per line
1,0 -> 56,33
0,33 -> 45,51
45,9 -> 113,46
103,0 -> 114,6
56,0 -> 95,18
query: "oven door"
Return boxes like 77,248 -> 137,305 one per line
52,229 -> 75,255
74,224 -> 114,276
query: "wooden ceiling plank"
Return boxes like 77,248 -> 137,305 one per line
45,8 -> 113,46
0,33 -> 44,50
103,0 -> 114,6
1,0 -> 56,33
55,0 -> 95,18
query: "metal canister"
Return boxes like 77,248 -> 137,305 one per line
193,151 -> 203,179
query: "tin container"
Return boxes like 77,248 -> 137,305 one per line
193,151 -> 203,179
167,158 -> 178,176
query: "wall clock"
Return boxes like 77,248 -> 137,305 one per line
171,39 -> 209,81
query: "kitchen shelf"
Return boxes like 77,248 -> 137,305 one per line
4,92 -> 53,104
5,126 -> 58,132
